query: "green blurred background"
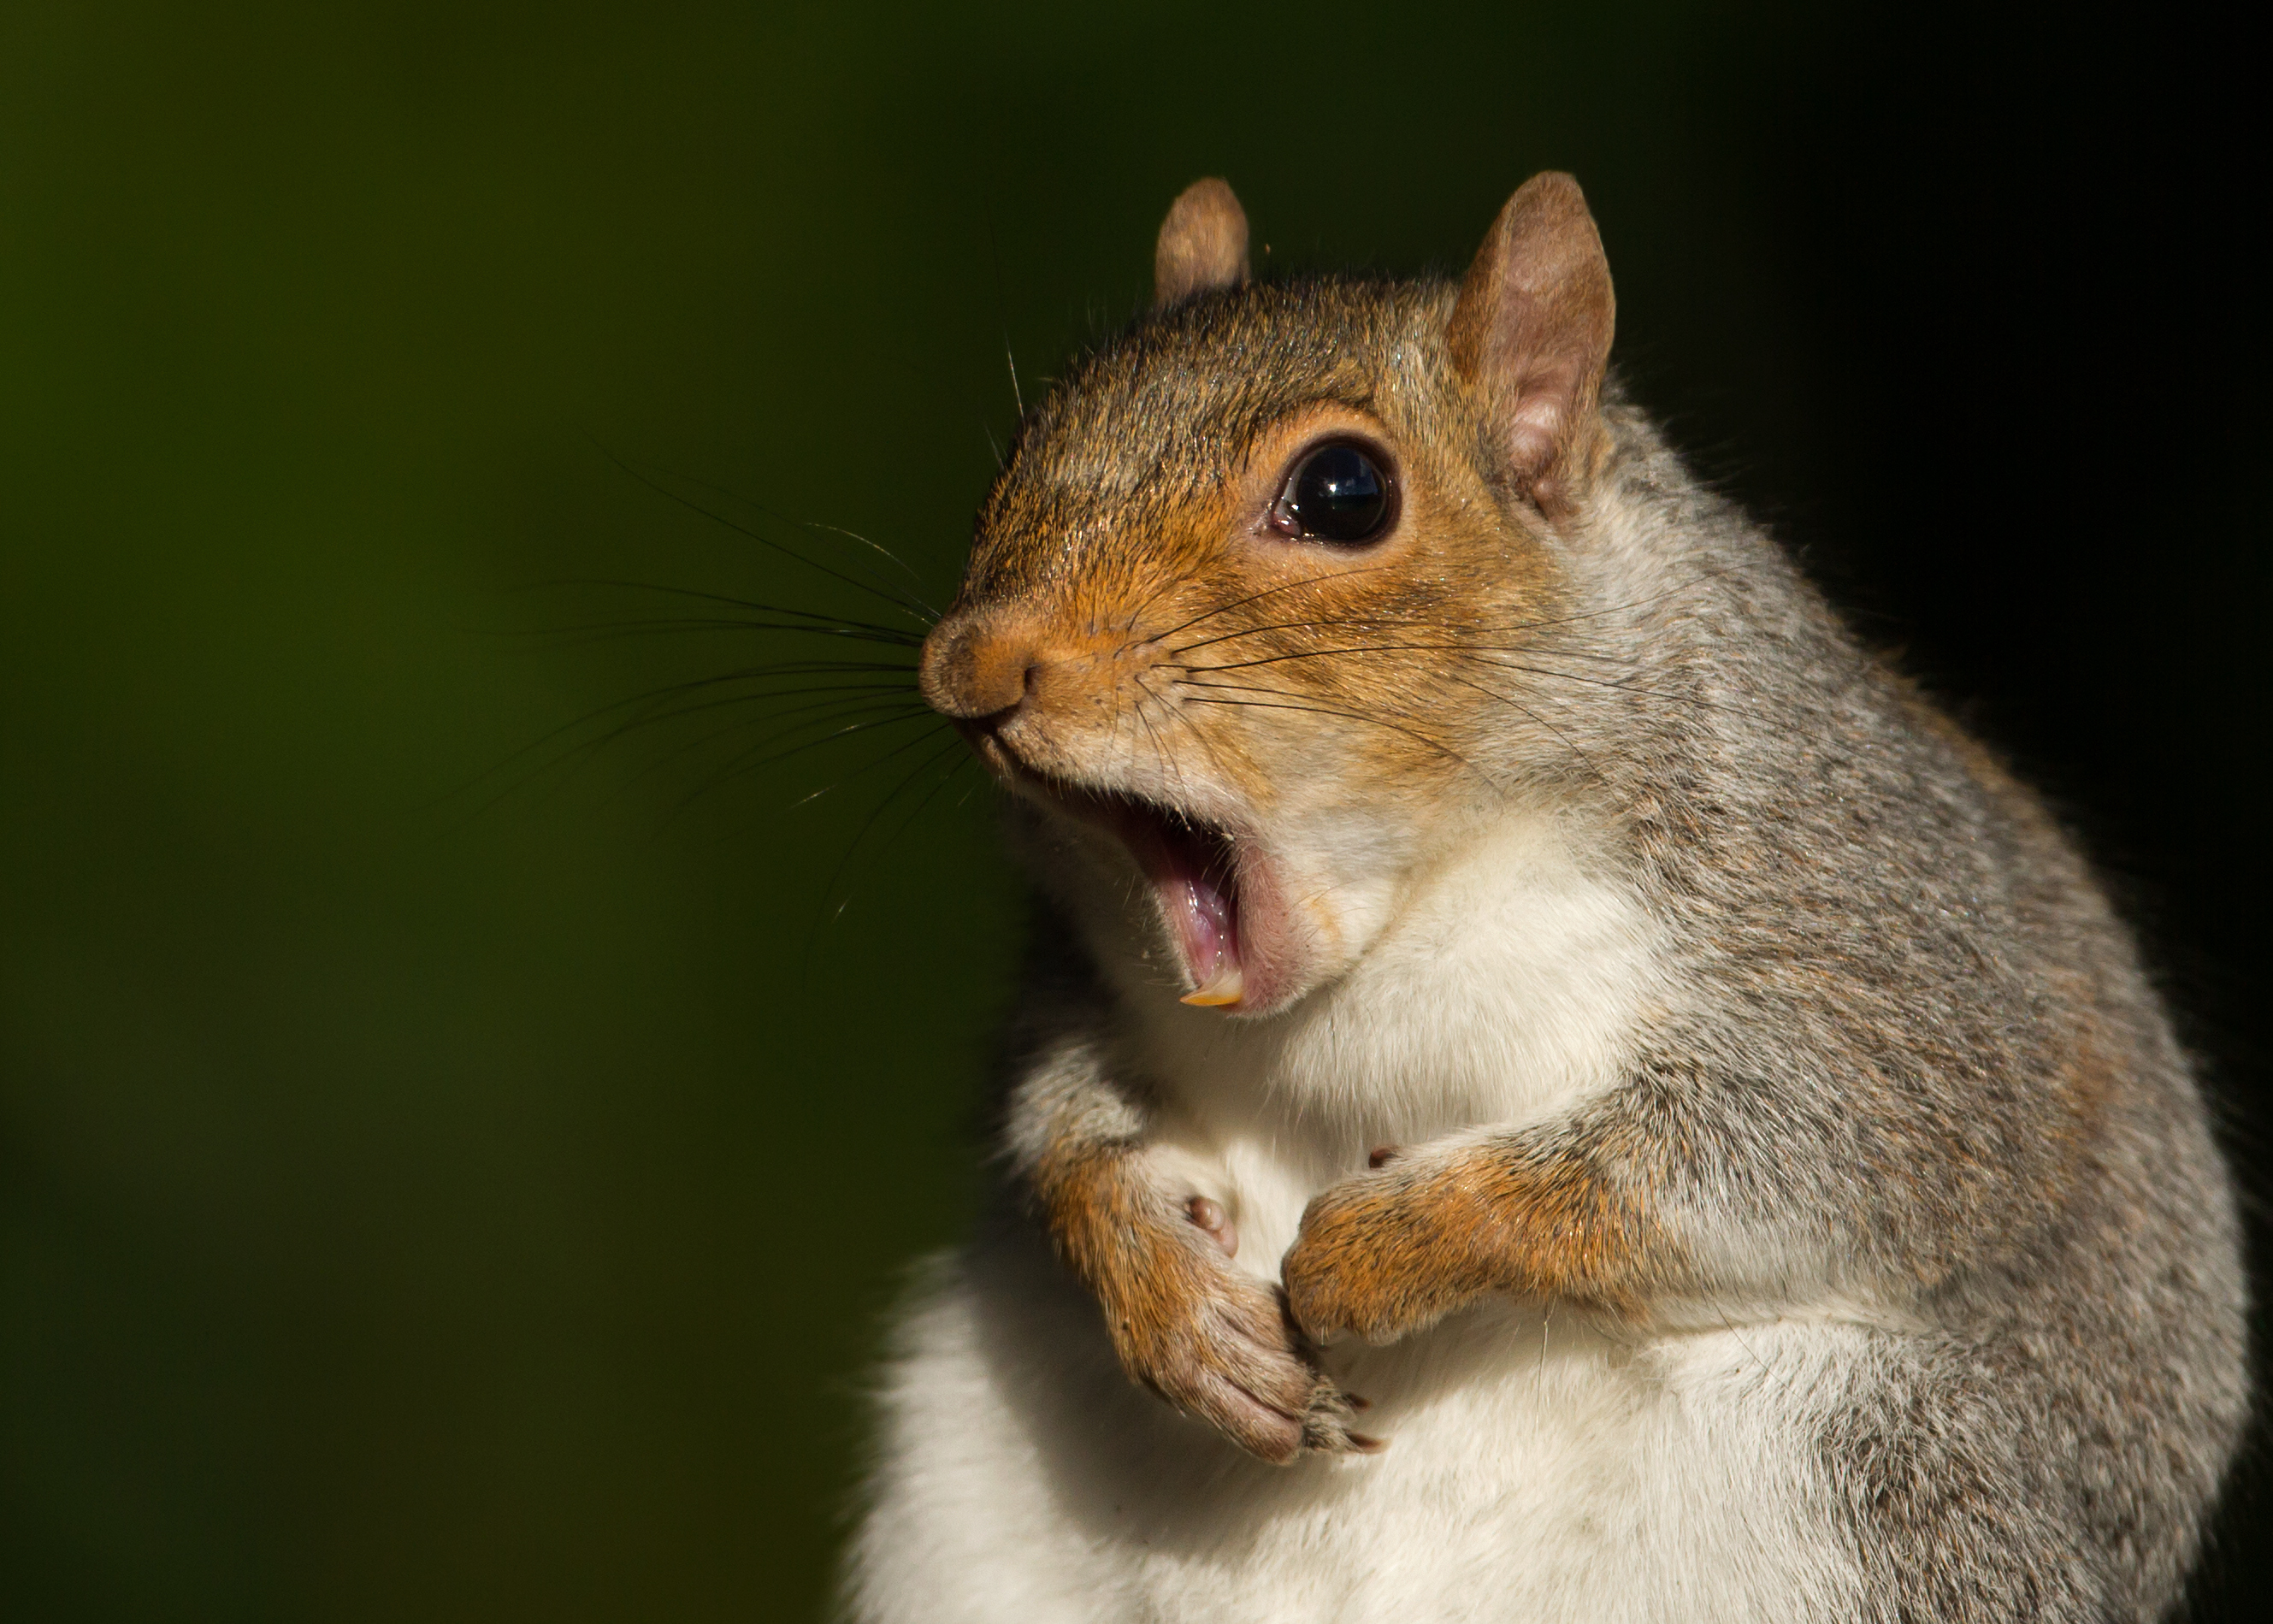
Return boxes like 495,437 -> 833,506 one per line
3,2 -> 2264,1618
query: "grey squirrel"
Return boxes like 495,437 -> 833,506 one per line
842,174 -> 2247,1621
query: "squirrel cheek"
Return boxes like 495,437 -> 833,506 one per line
1186,1195 -> 1238,1257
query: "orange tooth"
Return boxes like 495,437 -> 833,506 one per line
1179,963 -> 1245,1008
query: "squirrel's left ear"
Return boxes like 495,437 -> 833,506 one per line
1448,173 -> 1615,519
1154,178 -> 1249,309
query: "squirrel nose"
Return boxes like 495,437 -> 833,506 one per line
919,611 -> 1043,724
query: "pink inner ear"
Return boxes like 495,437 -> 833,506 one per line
1503,351 -> 1594,482
1505,377 -> 1573,479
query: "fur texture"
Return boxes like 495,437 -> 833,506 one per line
845,176 -> 2247,1621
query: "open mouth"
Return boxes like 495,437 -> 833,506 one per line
1059,790 -> 1249,1008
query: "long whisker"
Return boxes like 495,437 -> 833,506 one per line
1174,690 -> 1489,782
1160,565 -> 1745,658
669,707 -> 944,821
1455,653 -> 1719,707
641,458 -> 942,605
1128,673 -> 1191,808
1170,651 -> 1632,786
491,665 -> 918,775
785,721 -> 963,812
807,731 -> 974,936
800,519 -> 945,617
498,689 -> 928,818
516,578 -> 927,646
1160,617 -> 1632,665
519,617 -> 930,651
1119,571 -> 1187,637
1171,623 -> 1644,667
608,694 -> 936,799
1140,670 -> 1249,802
1170,642 -> 1727,711
592,446 -> 940,629
1148,567 -> 1386,647
1426,669 -> 1609,787
449,663 -> 917,818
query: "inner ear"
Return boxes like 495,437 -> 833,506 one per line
1154,178 -> 1249,309
1446,172 -> 1615,519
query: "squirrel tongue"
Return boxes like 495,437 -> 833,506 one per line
1087,796 -> 1247,1009
1169,870 -> 1245,1007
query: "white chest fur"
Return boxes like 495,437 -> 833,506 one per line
1127,806 -> 1667,1275
847,807 -> 1861,1621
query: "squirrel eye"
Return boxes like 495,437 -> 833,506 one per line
1272,441 -> 1395,545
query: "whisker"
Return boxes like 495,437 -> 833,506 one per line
1160,617 -> 1635,666
1171,656 -> 1627,786
518,617 -> 930,652
800,519 -> 946,617
451,664 -> 915,817
1174,691 -> 1489,782
609,694 -> 937,800
785,723 -> 965,812
1169,642 -> 1726,711
1159,565 -> 1745,658
641,457 -> 940,602
806,731 -> 974,938
1428,669 -> 1609,787
494,690 -> 928,818
515,578 -> 927,646
591,445 -> 940,629
668,707 -> 944,821
527,668 -> 919,766
1119,572 -> 1187,637
1136,669 -> 1241,793
1148,567 -> 1386,647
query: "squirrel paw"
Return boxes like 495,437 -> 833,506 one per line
1104,1204 -> 1379,1464
1283,1152 -> 1492,1345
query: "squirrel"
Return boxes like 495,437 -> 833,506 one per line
841,174 -> 2248,1621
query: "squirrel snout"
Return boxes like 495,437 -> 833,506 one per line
919,611 -> 1042,724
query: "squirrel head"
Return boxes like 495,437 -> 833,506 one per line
921,174 -> 1617,1017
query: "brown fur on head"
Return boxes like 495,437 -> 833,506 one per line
918,174 -> 1616,1015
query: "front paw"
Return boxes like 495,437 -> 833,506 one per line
1283,1154 -> 1494,1344
1103,1219 -> 1378,1465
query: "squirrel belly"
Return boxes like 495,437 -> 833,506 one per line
849,1234 -> 1869,1623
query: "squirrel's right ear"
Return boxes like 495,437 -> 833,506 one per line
1448,173 -> 1615,520
1154,178 -> 1249,309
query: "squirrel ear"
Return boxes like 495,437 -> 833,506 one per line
1154,178 -> 1250,309
1447,173 -> 1615,518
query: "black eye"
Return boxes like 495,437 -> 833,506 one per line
1273,441 -> 1395,545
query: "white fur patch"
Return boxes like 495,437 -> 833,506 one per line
847,1240 -> 1865,1622
846,807 -> 1870,1621
1125,805 -> 1668,1275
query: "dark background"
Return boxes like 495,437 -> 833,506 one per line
3,2 -> 2264,1618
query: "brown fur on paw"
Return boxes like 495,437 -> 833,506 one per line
1283,1155 -> 1499,1344
1113,1227 -> 1376,1462
1284,1142 -> 1658,1343
1043,1148 -> 1369,1462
